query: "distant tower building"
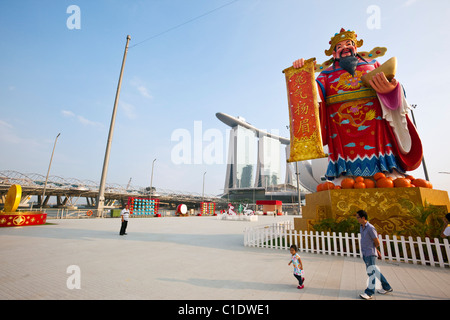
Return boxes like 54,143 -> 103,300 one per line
216,112 -> 327,199
255,135 -> 282,188
284,144 -> 297,186
217,113 -> 291,194
224,121 -> 257,190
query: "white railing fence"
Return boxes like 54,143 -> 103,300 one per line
244,221 -> 450,268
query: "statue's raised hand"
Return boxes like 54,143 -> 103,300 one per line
293,58 -> 305,69
370,72 -> 398,94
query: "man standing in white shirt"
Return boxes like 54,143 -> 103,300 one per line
120,205 -> 130,236
441,213 -> 450,238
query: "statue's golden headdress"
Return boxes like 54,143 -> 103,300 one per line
325,28 -> 364,56
314,27 -> 387,73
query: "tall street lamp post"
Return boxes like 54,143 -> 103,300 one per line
410,104 -> 430,181
97,35 -> 131,217
295,162 -> 302,217
202,171 -> 207,203
41,132 -> 61,210
150,158 -> 156,197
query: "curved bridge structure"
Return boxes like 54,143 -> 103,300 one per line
0,170 -> 225,209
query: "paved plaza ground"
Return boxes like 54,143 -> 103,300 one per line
1,215 -> 449,301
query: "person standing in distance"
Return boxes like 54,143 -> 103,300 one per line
441,213 -> 450,238
120,205 -> 130,236
356,209 -> 393,299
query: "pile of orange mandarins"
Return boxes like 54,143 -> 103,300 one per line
316,173 -> 433,192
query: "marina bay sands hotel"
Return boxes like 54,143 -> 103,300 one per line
216,112 -> 327,203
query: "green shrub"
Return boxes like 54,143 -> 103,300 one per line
397,200 -> 446,238
313,215 -> 360,234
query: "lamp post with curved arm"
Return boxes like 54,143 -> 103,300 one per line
40,132 -> 61,210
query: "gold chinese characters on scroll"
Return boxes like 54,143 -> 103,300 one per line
283,58 -> 327,162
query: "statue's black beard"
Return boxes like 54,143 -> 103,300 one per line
336,54 -> 359,76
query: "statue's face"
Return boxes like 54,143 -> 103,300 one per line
333,39 -> 356,59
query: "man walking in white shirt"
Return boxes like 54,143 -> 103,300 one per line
120,205 -> 130,236
356,209 -> 393,299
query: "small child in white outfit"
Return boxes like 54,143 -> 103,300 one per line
288,244 -> 304,289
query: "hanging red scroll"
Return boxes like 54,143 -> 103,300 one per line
283,58 -> 327,162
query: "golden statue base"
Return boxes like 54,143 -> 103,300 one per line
295,187 -> 450,236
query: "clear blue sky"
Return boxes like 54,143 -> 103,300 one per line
1,0 -> 449,195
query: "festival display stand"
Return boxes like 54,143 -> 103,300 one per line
256,200 -> 283,215
200,202 -> 216,216
127,197 -> 160,217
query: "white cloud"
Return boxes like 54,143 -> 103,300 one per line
0,119 -> 13,129
130,78 -> 153,99
403,0 -> 419,7
137,85 -> 153,99
61,110 -> 75,118
120,101 -> 137,119
61,110 -> 103,128
77,115 -> 103,127
0,119 -> 40,147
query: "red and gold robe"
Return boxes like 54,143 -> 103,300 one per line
316,58 -> 422,180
